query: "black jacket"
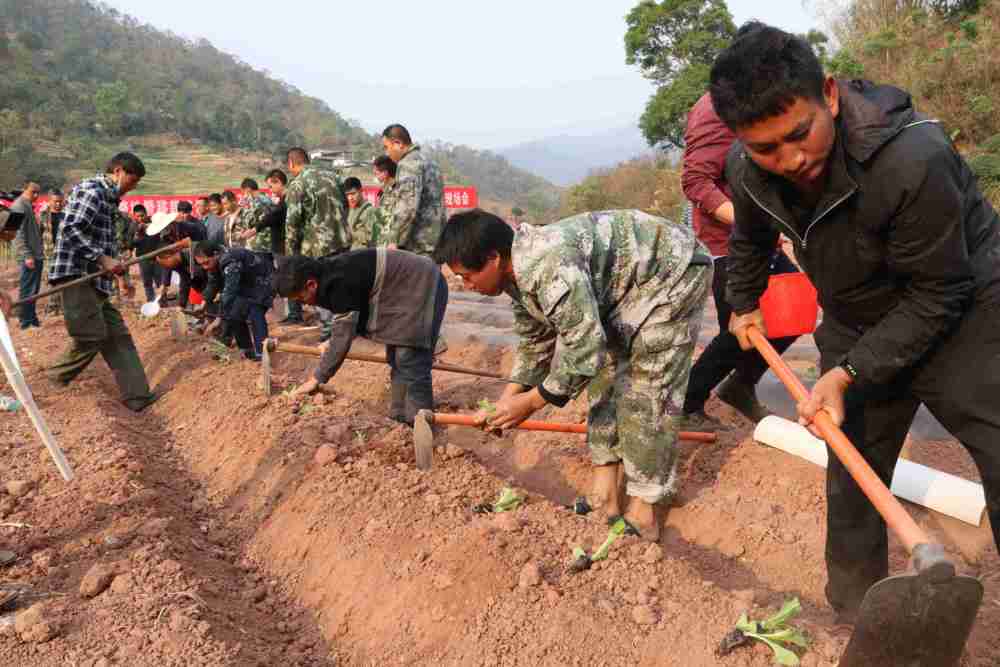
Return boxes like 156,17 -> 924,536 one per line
726,79 -> 1000,388
202,247 -> 274,320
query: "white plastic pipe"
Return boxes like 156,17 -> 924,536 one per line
753,416 -> 985,526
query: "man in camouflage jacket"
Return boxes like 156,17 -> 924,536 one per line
382,125 -> 445,258
285,147 -> 350,335
435,209 -> 712,541
344,177 -> 382,249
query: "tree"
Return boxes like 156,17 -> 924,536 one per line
625,0 -> 735,149
94,81 -> 129,135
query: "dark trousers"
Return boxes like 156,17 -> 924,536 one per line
161,259 -> 193,309
230,304 -> 269,357
47,283 -> 153,410
387,278 -> 448,421
683,252 -> 799,413
18,259 -> 43,327
816,286 -> 1000,613
139,258 -> 161,303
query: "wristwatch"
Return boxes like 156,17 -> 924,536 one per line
839,358 -> 859,381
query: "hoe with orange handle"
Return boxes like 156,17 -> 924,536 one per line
413,411 -> 715,471
748,325 -> 982,667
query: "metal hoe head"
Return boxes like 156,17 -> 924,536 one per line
413,410 -> 434,471
839,545 -> 983,667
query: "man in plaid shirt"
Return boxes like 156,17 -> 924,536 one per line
46,152 -> 157,411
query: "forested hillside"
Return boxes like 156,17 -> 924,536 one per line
0,0 -> 559,215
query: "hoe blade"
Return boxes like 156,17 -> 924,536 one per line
839,570 -> 983,667
413,410 -> 434,471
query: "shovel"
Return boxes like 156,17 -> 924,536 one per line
747,326 -> 983,667
412,410 -> 716,471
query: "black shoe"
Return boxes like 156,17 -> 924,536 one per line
716,374 -> 772,423
680,411 -> 734,432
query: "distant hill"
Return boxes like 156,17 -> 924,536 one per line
498,125 -> 657,186
0,0 -> 558,216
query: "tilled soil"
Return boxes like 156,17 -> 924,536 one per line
0,282 -> 997,666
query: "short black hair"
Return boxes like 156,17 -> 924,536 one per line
197,196 -> 209,204
49,189 -> 64,198
132,204 -> 147,214
373,155 -> 397,177
266,168 -> 287,185
105,152 -> 146,178
240,178 -> 259,190
433,209 -> 514,269
209,193 -> 223,204
193,241 -> 225,259
343,177 -> 362,191
286,147 -> 310,166
381,124 -> 412,145
176,200 -> 193,213
222,190 -> 237,203
709,23 -> 825,130
273,255 -> 325,297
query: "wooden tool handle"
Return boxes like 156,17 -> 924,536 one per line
430,413 -> 716,442
15,237 -> 192,306
747,326 -> 927,553
274,342 -> 509,380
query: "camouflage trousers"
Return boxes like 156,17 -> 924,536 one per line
586,261 -> 712,504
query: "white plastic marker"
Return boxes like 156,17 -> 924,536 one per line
140,301 -> 161,318
754,416 -> 985,526
0,312 -> 74,481
0,311 -> 20,374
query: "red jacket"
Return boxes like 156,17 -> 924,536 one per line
682,93 -> 735,257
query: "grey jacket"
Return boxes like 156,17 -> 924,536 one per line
12,197 -> 43,261
314,249 -> 447,383
202,214 -> 227,246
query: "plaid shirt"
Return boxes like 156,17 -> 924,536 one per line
48,174 -> 121,296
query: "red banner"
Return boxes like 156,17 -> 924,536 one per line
33,185 -> 478,216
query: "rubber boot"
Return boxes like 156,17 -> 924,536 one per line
390,381 -> 408,423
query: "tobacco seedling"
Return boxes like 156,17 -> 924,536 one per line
729,598 -> 809,665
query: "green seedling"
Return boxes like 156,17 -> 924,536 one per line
719,598 -> 809,665
568,517 -> 628,573
204,340 -> 232,364
471,485 -> 525,514
477,398 -> 497,416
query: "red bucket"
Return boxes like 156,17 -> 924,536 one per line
759,273 -> 818,338
188,288 -> 204,306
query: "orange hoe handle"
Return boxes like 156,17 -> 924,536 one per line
747,326 -> 928,553
430,413 -> 716,443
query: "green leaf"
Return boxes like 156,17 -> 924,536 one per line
591,518 -> 627,562
762,598 -> 801,631
492,486 -> 524,513
571,546 -> 587,560
743,633 -> 801,666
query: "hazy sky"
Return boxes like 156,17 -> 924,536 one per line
110,1 -> 820,149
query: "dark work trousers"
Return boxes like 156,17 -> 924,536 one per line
229,304 -> 269,358
18,259 -> 43,327
138,258 -> 161,303
816,283 -> 1000,613
683,251 -> 799,413
386,278 -> 449,421
47,282 -> 154,411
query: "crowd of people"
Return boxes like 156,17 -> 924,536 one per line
1,23 -> 999,630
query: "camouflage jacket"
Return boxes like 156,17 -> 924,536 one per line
286,166 -> 349,256
385,145 -> 445,257
241,193 -> 275,252
114,209 -> 134,257
348,200 -> 382,249
505,209 -> 703,403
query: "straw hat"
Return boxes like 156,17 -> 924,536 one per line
146,211 -> 177,236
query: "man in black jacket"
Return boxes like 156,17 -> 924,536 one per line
273,251 -> 447,424
712,24 -> 1000,619
193,242 -> 273,360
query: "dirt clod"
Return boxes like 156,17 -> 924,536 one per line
631,604 -> 658,626
79,563 -> 117,598
313,445 -> 338,466
15,605 -> 57,643
518,562 -> 543,588
641,543 -> 663,564
5,480 -> 33,498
